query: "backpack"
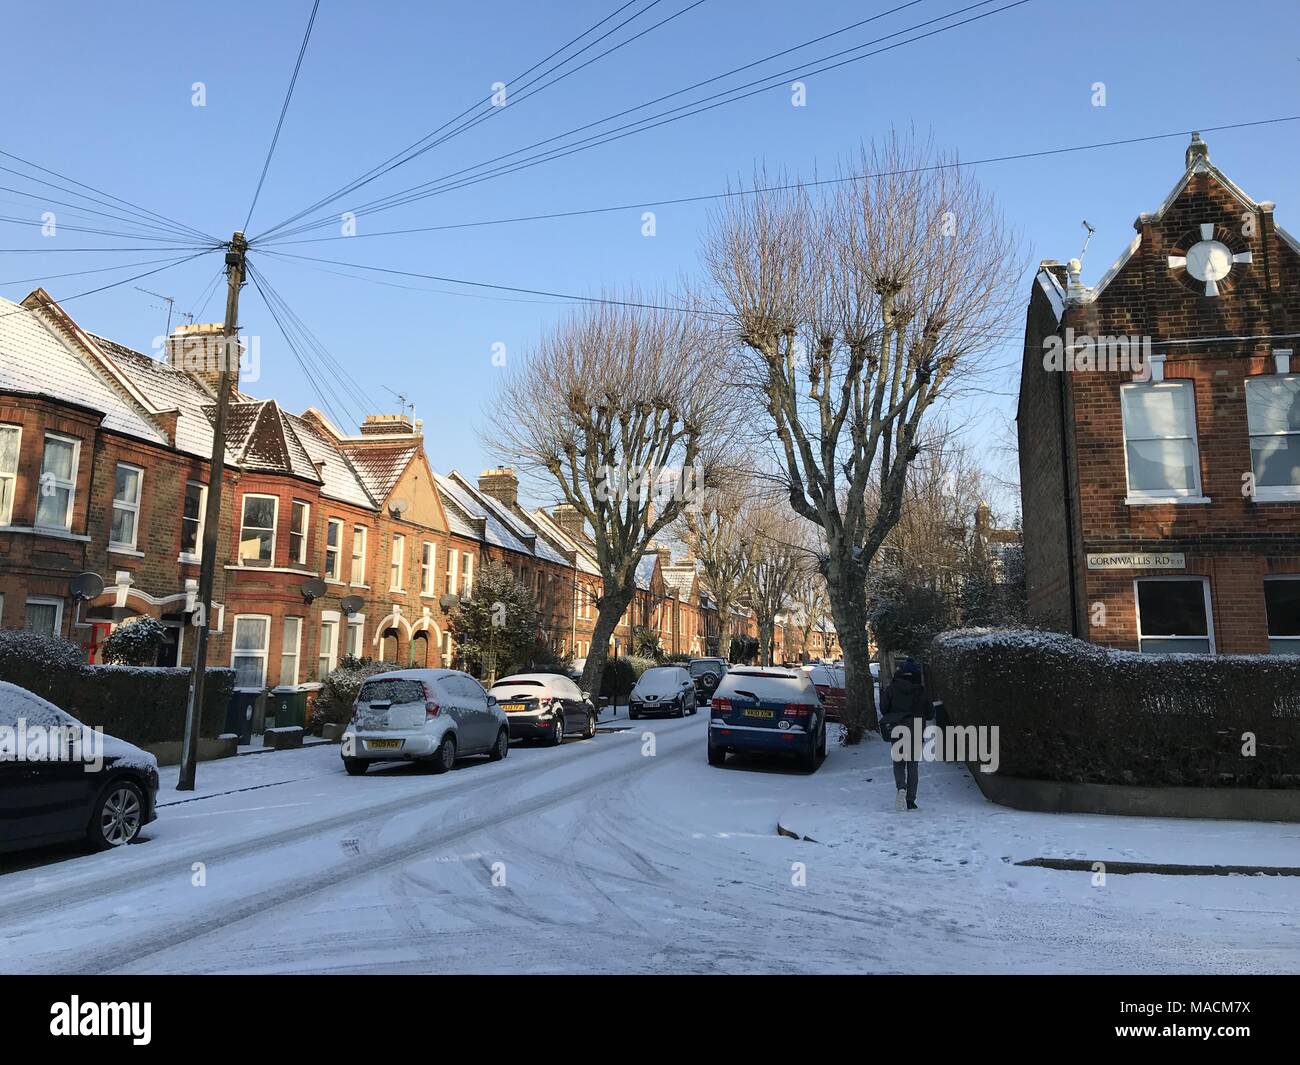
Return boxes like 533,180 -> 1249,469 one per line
880,678 -> 922,737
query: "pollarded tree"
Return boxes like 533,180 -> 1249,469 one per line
680,480 -> 750,658
489,300 -> 730,700
704,133 -> 1022,741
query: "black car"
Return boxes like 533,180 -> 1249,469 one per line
0,682 -> 160,854
629,666 -> 698,719
488,672 -> 598,744
687,657 -> 728,701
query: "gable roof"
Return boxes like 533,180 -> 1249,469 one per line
529,508 -> 601,576
446,471 -> 573,568
347,443 -> 419,502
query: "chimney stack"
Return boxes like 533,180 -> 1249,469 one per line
167,323 -> 240,396
552,503 -> 587,543
478,466 -> 519,507
359,414 -> 414,436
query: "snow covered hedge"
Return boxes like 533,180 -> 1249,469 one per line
929,629 -> 1300,788
0,629 -> 234,745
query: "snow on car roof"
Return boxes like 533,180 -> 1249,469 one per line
491,673 -> 568,686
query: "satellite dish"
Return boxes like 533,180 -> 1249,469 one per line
389,497 -> 409,518
341,594 -> 365,616
69,572 -> 105,601
300,578 -> 328,603
438,594 -> 460,609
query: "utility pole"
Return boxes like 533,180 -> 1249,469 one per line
177,232 -> 247,791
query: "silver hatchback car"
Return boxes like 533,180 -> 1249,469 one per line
341,668 -> 510,775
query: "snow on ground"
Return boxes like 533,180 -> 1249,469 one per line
2,711 -> 1297,974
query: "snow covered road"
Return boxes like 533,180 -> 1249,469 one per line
2,713 -> 1297,974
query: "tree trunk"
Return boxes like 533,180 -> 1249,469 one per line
717,604 -> 732,662
826,557 -> 875,744
580,584 -> 634,704
758,619 -> 774,665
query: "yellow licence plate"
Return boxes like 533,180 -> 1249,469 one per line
367,739 -> 402,750
743,708 -> 775,718
503,703 -> 527,713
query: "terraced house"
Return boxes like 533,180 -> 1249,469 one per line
1019,135 -> 1300,654
0,288 -> 775,708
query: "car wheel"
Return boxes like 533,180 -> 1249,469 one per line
583,713 -> 596,739
800,736 -> 818,773
629,708 -> 639,720
707,741 -> 726,767
342,758 -> 368,776
432,734 -> 456,773
547,716 -> 564,747
489,728 -> 509,761
818,724 -> 828,759
89,779 -> 144,850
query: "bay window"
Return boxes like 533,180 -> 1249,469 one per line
289,501 -> 309,566
0,424 -> 19,525
231,615 -> 271,689
239,495 -> 277,565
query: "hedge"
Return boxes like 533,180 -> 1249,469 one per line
0,629 -> 234,746
929,628 -> 1300,788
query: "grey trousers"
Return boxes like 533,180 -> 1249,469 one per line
893,757 -> 918,803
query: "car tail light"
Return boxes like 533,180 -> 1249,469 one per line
423,682 -> 440,718
350,702 -> 360,723
784,703 -> 811,716
711,698 -> 731,715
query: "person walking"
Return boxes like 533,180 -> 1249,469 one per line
878,658 -> 932,811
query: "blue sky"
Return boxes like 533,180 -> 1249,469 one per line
1,0 -> 1296,513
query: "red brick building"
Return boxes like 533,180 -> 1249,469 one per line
1018,135 -> 1300,654
0,289 -> 739,710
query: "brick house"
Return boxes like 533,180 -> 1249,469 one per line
1018,134 -> 1300,654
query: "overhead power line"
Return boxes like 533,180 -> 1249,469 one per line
256,114 -> 1300,248
262,0 -> 1013,242
255,0 -> 689,241
243,0 -> 323,232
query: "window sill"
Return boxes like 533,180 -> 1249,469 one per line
1124,495 -> 1211,507
1251,489 -> 1300,503
350,583 -> 370,590
224,565 -> 320,576
1,524 -> 91,542
109,546 -> 144,558
324,578 -> 345,585
178,553 -> 200,565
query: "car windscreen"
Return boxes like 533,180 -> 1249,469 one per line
634,669 -> 683,694
0,685 -> 74,729
357,679 -> 426,706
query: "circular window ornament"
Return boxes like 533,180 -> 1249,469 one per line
1168,223 -> 1252,297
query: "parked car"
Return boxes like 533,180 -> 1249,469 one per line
707,667 -> 827,772
0,681 -> 159,853
629,666 -> 698,719
489,672 -> 597,745
341,669 -> 509,775
801,662 -> 846,721
687,657 -> 728,701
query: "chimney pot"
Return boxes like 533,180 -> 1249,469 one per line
478,466 -> 519,507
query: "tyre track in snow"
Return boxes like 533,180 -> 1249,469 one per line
50,716 -> 707,974
1,715 -> 696,923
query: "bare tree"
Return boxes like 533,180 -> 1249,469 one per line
744,505 -> 809,666
705,132 -> 1022,741
791,566 -> 830,663
488,299 -> 729,699
680,479 -> 750,657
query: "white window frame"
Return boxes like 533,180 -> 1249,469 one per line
1245,373 -> 1300,502
345,614 -> 366,659
461,551 -> 474,598
1133,575 -> 1215,655
179,481 -> 207,562
239,493 -> 279,566
446,549 -> 459,595
24,595 -> 63,637
0,424 -> 20,526
390,532 -> 406,591
1120,380 -> 1208,505
279,616 -> 303,687
230,613 -> 272,691
109,461 -> 144,551
289,500 -> 310,567
318,610 -> 341,679
1264,575 -> 1300,655
324,517 -> 343,580
351,525 -> 367,586
421,541 -> 437,596
36,432 -> 80,531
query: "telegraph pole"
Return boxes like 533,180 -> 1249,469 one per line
177,232 -> 247,791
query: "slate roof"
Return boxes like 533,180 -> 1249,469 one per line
0,298 -> 165,443
634,552 -> 658,591
348,444 -> 418,502
529,508 -> 601,576
446,471 -> 572,568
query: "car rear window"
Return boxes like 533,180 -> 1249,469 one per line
716,672 -> 814,701
491,679 -> 543,689
358,679 -> 426,705
689,660 -> 722,676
